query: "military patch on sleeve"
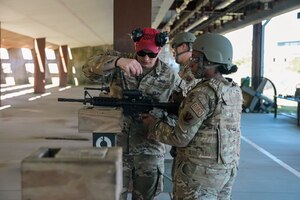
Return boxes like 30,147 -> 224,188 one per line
183,111 -> 194,122
191,102 -> 205,118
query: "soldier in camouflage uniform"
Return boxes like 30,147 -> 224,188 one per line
82,27 -> 182,200
169,32 -> 198,188
171,31 -> 198,95
142,33 -> 243,200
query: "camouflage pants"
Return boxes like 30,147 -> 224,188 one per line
120,155 -> 164,200
173,158 -> 238,200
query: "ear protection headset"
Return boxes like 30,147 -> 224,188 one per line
131,28 -> 168,47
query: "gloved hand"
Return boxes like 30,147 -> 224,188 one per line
169,146 -> 177,158
169,91 -> 184,103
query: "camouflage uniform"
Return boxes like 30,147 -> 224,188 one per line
151,77 -> 243,200
170,59 -> 201,180
82,51 -> 182,200
178,60 -> 198,93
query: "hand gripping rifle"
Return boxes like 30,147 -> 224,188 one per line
58,88 -> 180,116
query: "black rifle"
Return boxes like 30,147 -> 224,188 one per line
58,89 -> 179,116
83,86 -> 110,93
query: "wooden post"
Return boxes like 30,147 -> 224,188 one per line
58,45 -> 68,87
113,0 -> 151,53
252,23 -> 263,89
33,38 -> 46,93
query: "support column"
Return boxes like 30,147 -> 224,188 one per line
58,45 -> 68,87
0,22 -> 2,106
252,23 -> 263,88
8,48 -> 28,84
113,0 -> 151,53
33,38 -> 46,94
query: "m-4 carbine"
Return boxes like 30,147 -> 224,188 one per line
58,88 -> 180,116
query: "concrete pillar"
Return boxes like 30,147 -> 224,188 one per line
58,45 -> 68,87
113,0 -> 151,53
0,22 -> 1,107
33,38 -> 46,93
8,48 -> 29,84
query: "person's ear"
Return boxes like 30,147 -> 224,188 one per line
157,47 -> 162,54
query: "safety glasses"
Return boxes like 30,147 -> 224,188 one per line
137,51 -> 158,58
189,54 -> 205,64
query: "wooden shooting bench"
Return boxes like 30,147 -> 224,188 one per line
276,95 -> 300,126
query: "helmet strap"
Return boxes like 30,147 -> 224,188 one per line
188,43 -> 193,51
175,43 -> 192,57
204,63 -> 221,69
176,49 -> 190,58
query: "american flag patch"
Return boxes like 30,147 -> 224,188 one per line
191,102 -> 204,118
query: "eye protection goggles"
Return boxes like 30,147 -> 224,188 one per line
137,51 -> 158,58
189,54 -> 205,64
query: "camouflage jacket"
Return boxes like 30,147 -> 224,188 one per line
82,51 -> 182,156
178,60 -> 201,95
152,77 -> 243,168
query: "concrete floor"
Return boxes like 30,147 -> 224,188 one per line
1,85 -> 300,200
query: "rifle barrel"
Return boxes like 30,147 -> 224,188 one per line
57,98 -> 86,103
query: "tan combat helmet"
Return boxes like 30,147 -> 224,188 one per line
171,32 -> 196,49
193,33 -> 234,70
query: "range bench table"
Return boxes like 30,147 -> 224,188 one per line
277,96 -> 300,126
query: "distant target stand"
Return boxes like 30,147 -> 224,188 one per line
92,132 -> 117,148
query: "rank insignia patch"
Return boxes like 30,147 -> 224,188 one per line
191,102 -> 204,118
